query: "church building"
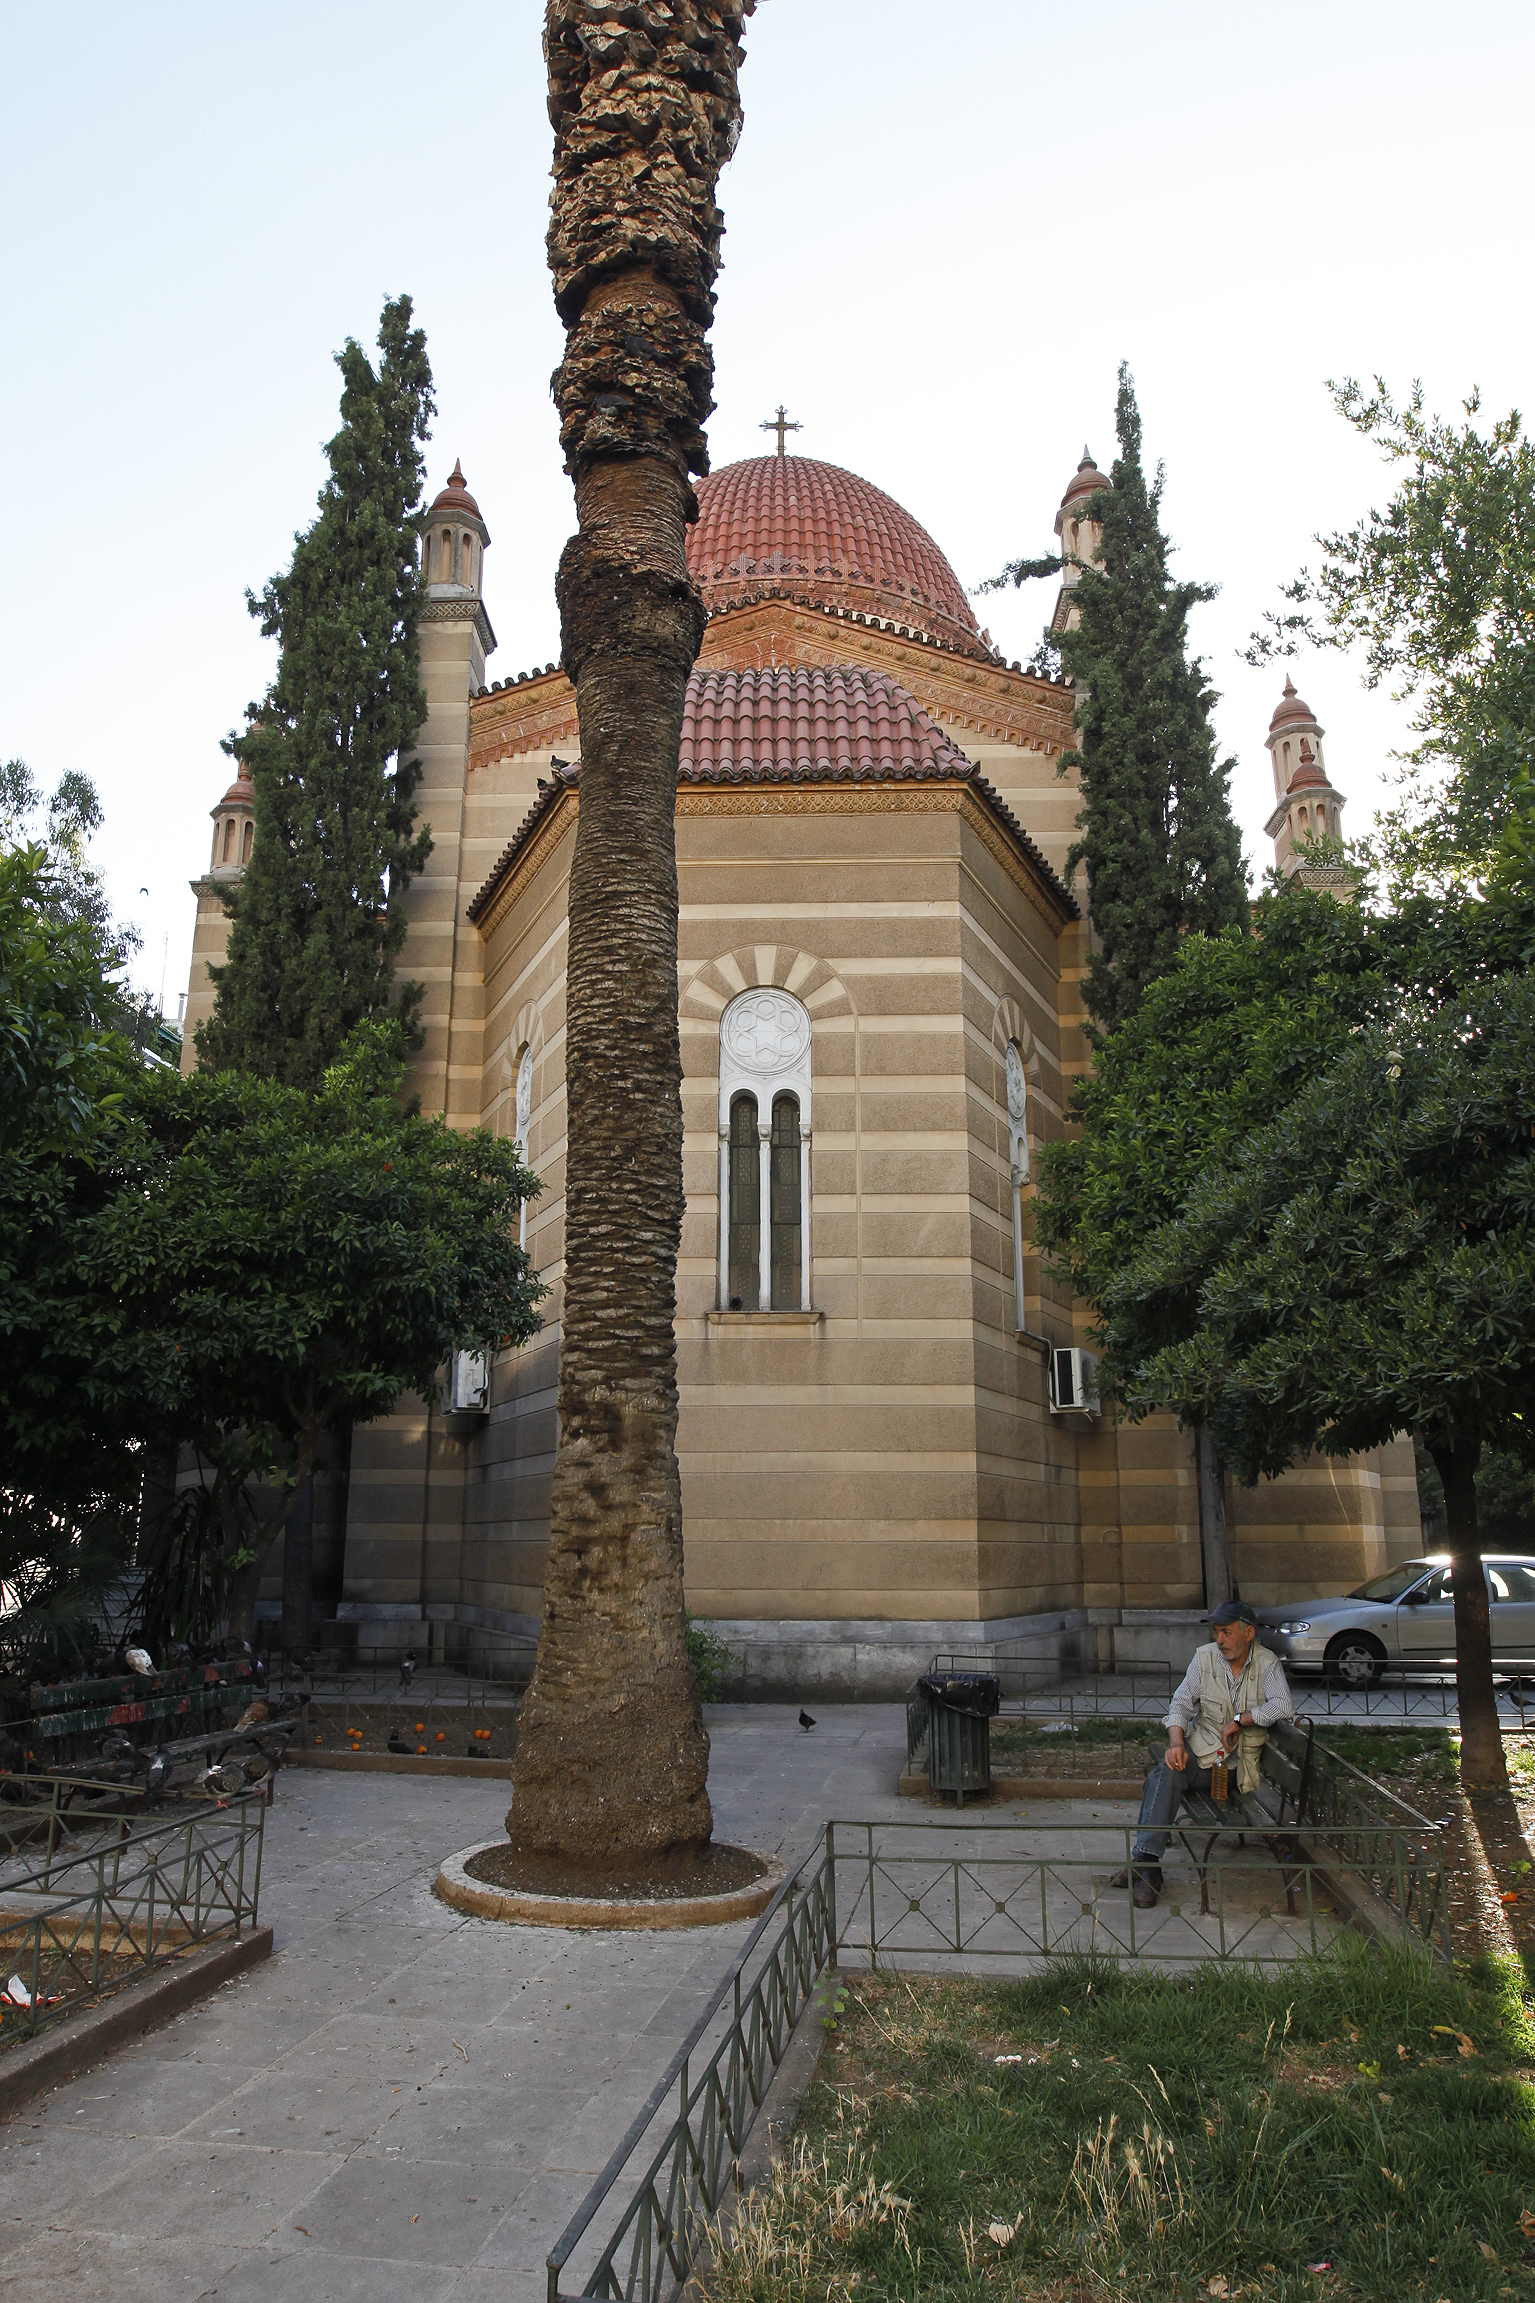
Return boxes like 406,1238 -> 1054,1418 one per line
180,439 -> 1422,1690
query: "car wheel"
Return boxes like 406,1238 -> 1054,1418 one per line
1325,1632 -> 1386,1689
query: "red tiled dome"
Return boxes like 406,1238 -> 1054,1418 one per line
1268,675 -> 1320,736
1058,448 -> 1110,515
688,456 -> 986,656
1287,737 -> 1329,793
428,458 -> 482,520
220,769 -> 254,807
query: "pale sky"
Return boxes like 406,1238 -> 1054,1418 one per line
6,2 -> 1532,1012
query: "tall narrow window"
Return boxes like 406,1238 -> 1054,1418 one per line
515,1046 -> 533,1253
440,528 -> 453,582
1006,1040 -> 1029,1332
222,817 -> 235,861
461,536 -> 474,588
718,987 -> 813,1313
770,1094 -> 801,1309
728,1093 -> 760,1308
241,819 -> 253,864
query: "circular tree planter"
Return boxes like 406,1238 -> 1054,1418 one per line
435,1839 -> 783,1931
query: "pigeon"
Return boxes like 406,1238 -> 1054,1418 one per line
387,1729 -> 410,1755
398,1654 -> 417,1694
201,1761 -> 244,1797
125,1647 -> 155,1677
799,1710 -> 816,1732
142,1751 -> 170,1794
233,1699 -> 269,1732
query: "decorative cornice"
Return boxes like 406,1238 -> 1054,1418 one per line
473,790 -> 580,938
472,777 -> 1077,942
422,596 -> 497,654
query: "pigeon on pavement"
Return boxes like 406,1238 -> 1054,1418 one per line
799,1710 -> 816,1731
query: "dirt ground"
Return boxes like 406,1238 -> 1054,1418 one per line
297,1699 -> 520,1762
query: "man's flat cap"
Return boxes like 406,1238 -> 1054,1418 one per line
1210,1599 -> 1257,1627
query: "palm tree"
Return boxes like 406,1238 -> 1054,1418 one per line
507,2 -> 753,1864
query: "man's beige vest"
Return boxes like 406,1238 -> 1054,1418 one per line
1185,1642 -> 1269,1791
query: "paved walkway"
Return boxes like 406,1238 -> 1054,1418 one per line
0,1705 -> 1316,2302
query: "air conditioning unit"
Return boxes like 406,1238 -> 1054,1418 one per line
442,1350 -> 489,1416
1049,1347 -> 1100,1419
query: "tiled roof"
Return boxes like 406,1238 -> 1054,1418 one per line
679,663 -> 975,779
467,665 -> 1076,923
688,456 -> 992,660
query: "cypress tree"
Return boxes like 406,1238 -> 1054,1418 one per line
992,364 -> 1249,1033
198,295 -> 435,1088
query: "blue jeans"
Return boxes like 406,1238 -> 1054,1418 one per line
1132,1748 -> 1220,1865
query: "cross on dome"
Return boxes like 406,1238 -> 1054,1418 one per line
759,404 -> 802,457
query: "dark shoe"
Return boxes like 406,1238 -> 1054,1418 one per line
1132,1866 -> 1162,1909
1109,1865 -> 1162,1899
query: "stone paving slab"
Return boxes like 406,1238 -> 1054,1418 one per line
0,1702 -> 1325,2301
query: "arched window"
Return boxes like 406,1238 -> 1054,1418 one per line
514,1046 -> 533,1251
222,816 -> 235,862
1283,740 -> 1292,776
718,987 -> 812,1311
241,819 -> 253,864
440,528 -> 453,583
461,535 -> 474,588
728,1092 -> 760,1308
1005,1041 -> 1029,1331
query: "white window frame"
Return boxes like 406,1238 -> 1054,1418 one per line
717,988 -> 812,1311
514,1045 -> 532,1252
1006,1040 -> 1029,1332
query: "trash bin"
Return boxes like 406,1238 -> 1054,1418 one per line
918,1672 -> 1001,1806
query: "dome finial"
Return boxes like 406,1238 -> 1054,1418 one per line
449,457 -> 466,487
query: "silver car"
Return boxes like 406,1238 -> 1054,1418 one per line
1257,1555 -> 1535,1687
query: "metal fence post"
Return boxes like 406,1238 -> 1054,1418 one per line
826,1821 -> 838,1969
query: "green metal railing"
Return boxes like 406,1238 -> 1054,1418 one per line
547,1840 -> 836,2303
0,1784 -> 265,2046
545,1800 -> 1447,2301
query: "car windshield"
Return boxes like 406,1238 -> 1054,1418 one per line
1349,1561 -> 1437,1602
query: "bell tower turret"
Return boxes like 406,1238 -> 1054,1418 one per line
1051,448 -> 1110,633
1264,677 -> 1352,890
179,762 -> 255,1071
399,460 -> 497,1118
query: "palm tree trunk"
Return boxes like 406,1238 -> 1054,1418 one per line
1432,1429 -> 1507,1790
507,1 -> 752,1863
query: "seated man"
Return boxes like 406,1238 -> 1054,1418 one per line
1111,1599 -> 1294,1908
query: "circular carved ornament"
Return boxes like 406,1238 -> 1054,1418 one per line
722,991 -> 810,1075
1005,1040 -> 1027,1121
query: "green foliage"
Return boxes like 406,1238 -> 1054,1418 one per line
1117,969 -> 1535,1486
712,1948 -> 1535,2303
1250,379 -> 1535,897
1037,884 -> 1533,1416
198,295 -> 436,1089
684,1611 -> 736,1703
3,998 -> 545,1639
984,364 -> 1249,1030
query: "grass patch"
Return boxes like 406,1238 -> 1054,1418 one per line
709,1941 -> 1535,2301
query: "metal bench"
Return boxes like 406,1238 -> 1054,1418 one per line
4,1656 -> 294,1799
1172,1719 -> 1318,1916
